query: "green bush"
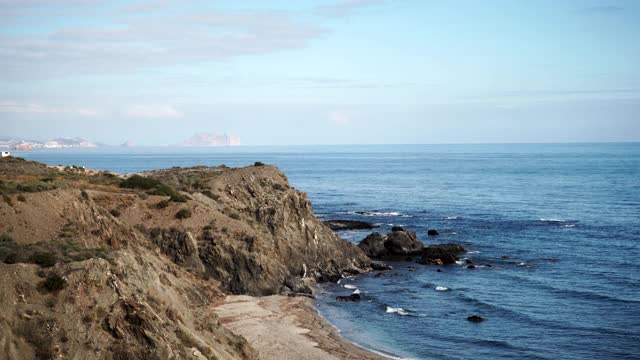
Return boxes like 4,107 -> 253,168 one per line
16,181 -> 56,193
156,200 -> 169,209
202,190 -> 220,201
40,273 -> 66,292
229,213 -> 241,220
30,252 -> 57,267
254,161 -> 265,167
17,194 -> 26,202
80,190 -> 89,200
0,233 -> 13,243
272,183 -> 285,191
119,175 -> 162,190
175,209 -> 192,219
110,209 -> 121,217
169,194 -> 190,203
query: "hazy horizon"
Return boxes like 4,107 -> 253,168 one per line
2,0 -> 639,145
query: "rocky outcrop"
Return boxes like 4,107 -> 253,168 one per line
0,157 -> 376,359
357,228 -> 424,259
336,294 -> 361,302
323,220 -> 377,231
418,244 -> 466,265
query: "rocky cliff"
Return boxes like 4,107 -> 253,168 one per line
0,157 -> 371,359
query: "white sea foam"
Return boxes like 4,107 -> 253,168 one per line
337,279 -> 342,284
444,216 -> 461,220
343,284 -> 357,290
467,250 -> 480,254
386,306 -> 409,316
561,224 -> 576,228
352,289 -> 361,295
455,260 -> 466,265
435,286 -> 449,291
540,218 -> 567,223
518,262 -> 526,266
350,211 -> 411,217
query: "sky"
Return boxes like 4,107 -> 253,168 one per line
0,0 -> 639,145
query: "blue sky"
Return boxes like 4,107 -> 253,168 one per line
1,0 -> 639,145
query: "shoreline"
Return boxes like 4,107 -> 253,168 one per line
212,294 -> 391,360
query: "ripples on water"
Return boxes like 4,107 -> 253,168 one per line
16,143 -> 640,360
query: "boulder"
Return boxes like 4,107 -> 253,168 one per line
418,244 -> 465,265
336,294 -> 361,302
358,232 -> 388,258
324,220 -> 377,231
427,229 -> 440,236
384,230 -> 424,256
282,276 -> 312,295
391,226 -> 405,232
358,230 -> 424,259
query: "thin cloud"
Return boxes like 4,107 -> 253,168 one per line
315,0 -> 385,18
328,110 -> 351,126
0,8 -> 327,80
124,104 -> 183,119
0,100 -> 98,116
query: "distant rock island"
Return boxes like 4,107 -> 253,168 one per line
0,136 -> 100,150
178,133 -> 240,147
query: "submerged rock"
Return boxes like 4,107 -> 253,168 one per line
418,244 -> 466,265
336,294 -> 362,302
427,229 -> 440,236
323,220 -> 377,231
467,315 -> 484,322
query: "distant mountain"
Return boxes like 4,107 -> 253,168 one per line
0,136 -> 103,150
177,133 -> 240,147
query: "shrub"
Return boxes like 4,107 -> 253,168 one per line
229,213 -> 241,220
40,273 -> 66,292
80,190 -> 89,200
17,194 -> 26,202
30,252 -> 57,267
202,190 -> 219,201
175,209 -> 192,219
169,194 -> 190,203
16,181 -> 56,193
110,209 -> 121,217
119,175 -> 162,190
156,200 -> 169,209
0,233 -> 13,243
2,194 -> 12,206
254,161 -> 265,167
272,183 -> 285,191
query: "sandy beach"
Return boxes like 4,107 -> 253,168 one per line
213,295 -> 388,360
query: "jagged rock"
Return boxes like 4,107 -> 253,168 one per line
427,229 -> 440,236
370,261 -> 393,271
418,244 -> 465,265
391,226 -> 404,232
384,230 -> 424,256
323,220 -> 376,231
358,232 -> 388,258
282,276 -> 312,295
358,230 -> 424,259
336,294 -> 361,302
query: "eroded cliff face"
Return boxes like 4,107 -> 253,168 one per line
0,157 -> 370,359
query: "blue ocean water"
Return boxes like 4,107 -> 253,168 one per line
13,143 -> 640,360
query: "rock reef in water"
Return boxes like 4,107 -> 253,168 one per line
323,219 -> 377,231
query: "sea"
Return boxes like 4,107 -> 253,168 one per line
12,143 -> 640,360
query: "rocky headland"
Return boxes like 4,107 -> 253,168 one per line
0,157 -> 377,360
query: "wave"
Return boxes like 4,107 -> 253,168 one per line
561,224 -> 576,228
343,284 -> 357,290
386,306 -> 409,316
352,289 -> 361,295
435,286 -> 449,291
444,216 -> 461,220
350,211 -> 412,218
540,218 -> 568,223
